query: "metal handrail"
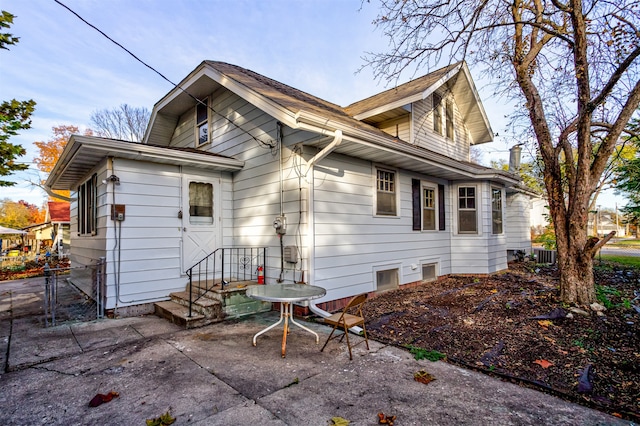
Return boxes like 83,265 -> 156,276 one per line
186,247 -> 266,317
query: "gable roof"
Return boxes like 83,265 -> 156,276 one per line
345,62 -> 493,145
345,63 -> 461,117
47,201 -> 70,223
143,61 -> 516,185
146,61 -> 385,146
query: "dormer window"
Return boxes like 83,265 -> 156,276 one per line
196,98 -> 209,146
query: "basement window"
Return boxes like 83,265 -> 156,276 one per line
422,263 -> 437,282
376,268 -> 399,292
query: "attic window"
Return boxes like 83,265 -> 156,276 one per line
433,93 -> 442,135
196,98 -> 209,146
445,100 -> 454,140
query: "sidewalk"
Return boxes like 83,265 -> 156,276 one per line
0,277 -> 630,425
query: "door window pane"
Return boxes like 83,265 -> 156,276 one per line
189,182 -> 213,224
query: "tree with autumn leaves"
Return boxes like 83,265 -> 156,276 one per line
365,0 -> 639,306
0,198 -> 45,228
33,125 -> 92,202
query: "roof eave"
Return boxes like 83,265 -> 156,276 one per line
295,111 -> 518,186
46,135 -> 244,190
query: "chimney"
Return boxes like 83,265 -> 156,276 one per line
509,145 -> 522,172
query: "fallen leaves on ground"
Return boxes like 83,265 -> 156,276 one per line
377,412 -> 397,425
364,262 -> 640,422
330,416 -> 350,426
414,369 -> 436,384
533,359 -> 554,368
146,411 -> 176,426
88,390 -> 119,407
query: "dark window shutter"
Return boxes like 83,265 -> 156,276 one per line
438,184 -> 446,230
412,179 -> 421,230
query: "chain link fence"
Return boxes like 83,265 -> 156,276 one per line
43,258 -> 106,327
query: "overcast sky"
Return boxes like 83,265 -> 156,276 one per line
0,0 -> 628,209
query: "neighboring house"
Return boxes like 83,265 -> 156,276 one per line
47,201 -> 71,255
18,202 -> 71,258
589,210 -> 627,237
45,60 -> 530,316
530,196 -> 549,236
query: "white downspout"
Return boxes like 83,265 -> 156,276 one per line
304,130 -> 362,332
305,130 -> 342,172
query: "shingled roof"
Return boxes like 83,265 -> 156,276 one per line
203,61 -> 385,136
344,62 -> 463,117
47,201 -> 70,223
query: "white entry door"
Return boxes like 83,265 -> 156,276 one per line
181,174 -> 221,274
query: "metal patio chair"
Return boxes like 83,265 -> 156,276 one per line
320,293 -> 369,360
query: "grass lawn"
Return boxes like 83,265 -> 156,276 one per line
598,255 -> 640,268
608,238 -> 640,247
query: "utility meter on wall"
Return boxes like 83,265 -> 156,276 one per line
273,215 -> 287,235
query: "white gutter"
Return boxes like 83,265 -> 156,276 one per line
296,110 -> 519,186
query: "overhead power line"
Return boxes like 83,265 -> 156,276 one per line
54,0 -> 275,150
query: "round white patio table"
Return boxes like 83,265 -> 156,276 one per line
245,283 -> 326,357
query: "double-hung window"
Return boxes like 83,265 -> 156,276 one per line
491,187 -> 503,234
458,186 -> 477,233
422,185 -> 436,230
433,93 -> 443,135
445,99 -> 454,140
196,98 -> 209,146
78,174 -> 97,235
376,168 -> 397,216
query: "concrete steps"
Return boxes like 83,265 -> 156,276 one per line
154,280 -> 272,328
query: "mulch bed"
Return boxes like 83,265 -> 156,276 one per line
363,261 -> 640,421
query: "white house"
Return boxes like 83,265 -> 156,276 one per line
46,61 -> 530,321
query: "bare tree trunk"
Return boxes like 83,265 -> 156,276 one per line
555,231 -> 597,305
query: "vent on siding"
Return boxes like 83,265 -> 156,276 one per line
376,268 -> 399,292
422,263 -> 437,282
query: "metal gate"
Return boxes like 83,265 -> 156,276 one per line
43,258 -> 106,327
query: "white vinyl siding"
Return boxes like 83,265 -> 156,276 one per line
450,182 -> 507,274
379,116 -> 411,142
412,96 -> 471,161
311,153 -> 453,303
69,161 -> 110,298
